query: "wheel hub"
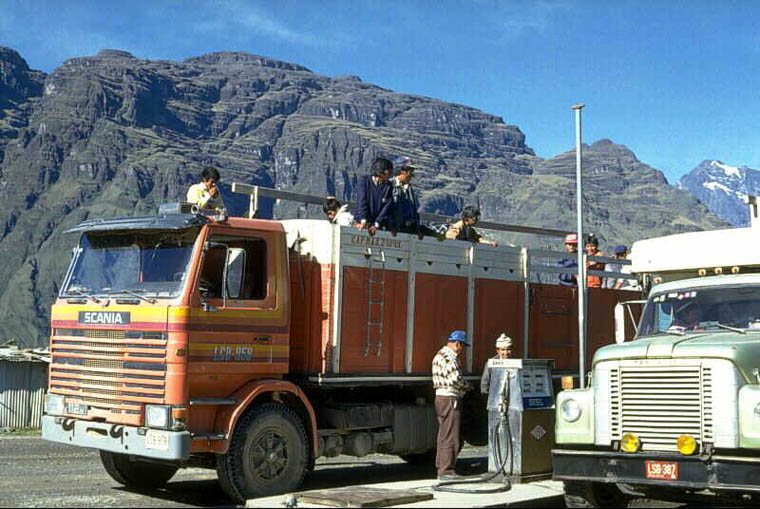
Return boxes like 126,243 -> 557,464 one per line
251,430 -> 288,481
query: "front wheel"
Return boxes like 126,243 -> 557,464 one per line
100,450 -> 178,489
563,481 -> 631,508
217,403 -> 308,503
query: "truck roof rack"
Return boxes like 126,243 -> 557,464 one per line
231,183 -> 571,238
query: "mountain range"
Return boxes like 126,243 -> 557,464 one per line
0,46 -> 728,347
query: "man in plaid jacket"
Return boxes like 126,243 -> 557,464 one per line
432,330 -> 472,479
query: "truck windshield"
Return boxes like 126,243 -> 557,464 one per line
637,284 -> 760,337
61,228 -> 200,299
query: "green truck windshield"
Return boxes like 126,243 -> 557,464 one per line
61,229 -> 199,299
637,284 -> 760,337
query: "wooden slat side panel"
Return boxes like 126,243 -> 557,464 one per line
411,273 -> 468,374
529,284 -> 578,372
338,267 -> 407,374
473,279 -> 524,373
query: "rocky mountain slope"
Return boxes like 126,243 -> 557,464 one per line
0,47 -> 726,347
677,160 -> 760,226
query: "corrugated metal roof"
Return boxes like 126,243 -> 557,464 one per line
0,347 -> 50,363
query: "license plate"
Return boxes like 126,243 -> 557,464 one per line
145,430 -> 169,451
65,401 -> 88,416
645,460 -> 678,480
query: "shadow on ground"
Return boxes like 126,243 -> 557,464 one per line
114,455 -> 488,507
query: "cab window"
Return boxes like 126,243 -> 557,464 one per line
199,237 -> 268,303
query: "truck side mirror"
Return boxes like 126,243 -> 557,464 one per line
614,303 -> 626,344
615,300 -> 647,344
225,248 -> 246,299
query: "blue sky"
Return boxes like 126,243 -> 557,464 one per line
2,0 -> 759,183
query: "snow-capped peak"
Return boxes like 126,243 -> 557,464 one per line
709,160 -> 742,178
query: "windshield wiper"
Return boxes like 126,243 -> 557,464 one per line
703,321 -> 747,335
67,287 -> 102,304
108,289 -> 157,304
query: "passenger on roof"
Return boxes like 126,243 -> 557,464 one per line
445,206 -> 497,246
355,157 -> 393,236
389,157 -> 438,238
390,157 -> 422,235
187,166 -> 225,211
322,196 -> 355,226
558,233 -> 578,287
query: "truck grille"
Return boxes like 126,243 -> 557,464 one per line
610,364 -> 713,452
49,329 -> 167,422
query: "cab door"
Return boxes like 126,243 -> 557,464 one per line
186,227 -> 289,397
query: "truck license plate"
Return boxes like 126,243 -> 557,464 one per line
65,401 -> 88,416
645,460 -> 678,480
145,430 -> 169,451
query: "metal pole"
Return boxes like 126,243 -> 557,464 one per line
572,103 -> 587,389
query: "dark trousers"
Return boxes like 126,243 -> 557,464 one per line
435,395 -> 462,477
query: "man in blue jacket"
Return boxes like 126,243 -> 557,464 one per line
356,157 -> 393,235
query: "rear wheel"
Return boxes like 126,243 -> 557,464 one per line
99,450 -> 178,489
217,403 -> 308,503
563,481 -> 631,508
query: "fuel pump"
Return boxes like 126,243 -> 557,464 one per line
487,358 -> 555,483
433,358 -> 555,494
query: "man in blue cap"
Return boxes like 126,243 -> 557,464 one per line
431,330 -> 472,480
604,245 -> 637,290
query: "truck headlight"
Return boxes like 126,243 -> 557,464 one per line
145,405 -> 170,429
561,398 -> 582,422
44,394 -> 65,416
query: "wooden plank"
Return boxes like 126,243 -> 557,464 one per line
297,486 -> 434,507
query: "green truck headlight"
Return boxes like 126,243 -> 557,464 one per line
561,398 -> 582,422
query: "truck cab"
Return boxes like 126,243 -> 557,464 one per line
553,215 -> 760,507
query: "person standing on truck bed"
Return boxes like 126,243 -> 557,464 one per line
432,330 -> 473,480
323,196 -> 355,226
604,244 -> 638,290
558,233 -> 578,286
585,234 -> 606,288
186,166 -> 225,211
355,157 -> 393,236
480,334 -> 513,395
445,206 -> 497,246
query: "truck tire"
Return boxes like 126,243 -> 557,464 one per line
563,481 -> 630,508
217,403 -> 308,503
99,450 -> 178,489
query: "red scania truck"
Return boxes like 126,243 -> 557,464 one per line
41,188 -> 636,502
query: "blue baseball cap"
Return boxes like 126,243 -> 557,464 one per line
447,330 -> 471,346
614,245 -> 628,255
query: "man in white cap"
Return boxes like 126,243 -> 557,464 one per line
480,333 -> 513,395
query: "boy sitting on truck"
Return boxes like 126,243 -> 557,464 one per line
187,166 -> 225,211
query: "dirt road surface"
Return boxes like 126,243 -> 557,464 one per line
1,436 -> 487,507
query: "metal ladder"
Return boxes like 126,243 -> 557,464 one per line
364,248 -> 386,357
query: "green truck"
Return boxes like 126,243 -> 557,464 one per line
553,205 -> 760,507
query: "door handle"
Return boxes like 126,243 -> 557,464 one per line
253,336 -> 272,343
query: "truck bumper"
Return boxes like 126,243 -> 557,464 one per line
42,415 -> 191,461
552,449 -> 760,493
